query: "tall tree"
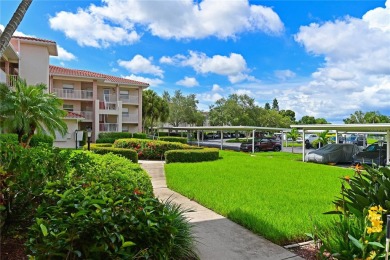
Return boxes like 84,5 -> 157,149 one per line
280,109 -> 296,123
272,98 -> 279,111
0,0 -> 33,57
142,90 -> 169,133
264,102 -> 271,110
0,78 -> 67,146
164,90 -> 201,127
343,110 -> 390,124
298,116 -> 317,124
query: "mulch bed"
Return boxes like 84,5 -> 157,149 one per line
1,237 -> 28,260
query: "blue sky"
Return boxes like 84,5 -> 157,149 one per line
1,0 -> 389,123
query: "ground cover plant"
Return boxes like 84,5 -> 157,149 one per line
165,150 -> 353,245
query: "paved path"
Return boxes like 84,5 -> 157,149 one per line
139,160 -> 303,260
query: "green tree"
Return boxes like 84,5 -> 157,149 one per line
343,110 -> 390,124
287,128 -> 299,153
264,102 -> 271,110
315,118 -> 328,124
298,116 -> 317,124
0,0 -> 33,57
0,78 -> 67,146
343,110 -> 365,124
164,90 -> 201,127
279,109 -> 296,123
272,98 -> 279,111
142,90 -> 169,133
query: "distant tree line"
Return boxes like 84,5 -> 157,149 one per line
142,90 -> 390,132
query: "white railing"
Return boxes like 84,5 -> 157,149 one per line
2,74 -> 19,88
120,95 -> 138,104
122,113 -> 138,123
99,123 -> 118,132
99,101 -> 117,110
100,94 -> 117,102
53,88 -> 93,100
73,111 -> 93,120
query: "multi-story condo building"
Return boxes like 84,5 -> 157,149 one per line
0,34 -> 149,148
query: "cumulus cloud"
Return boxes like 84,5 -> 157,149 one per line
53,45 -> 77,61
274,69 -> 296,80
163,51 -> 253,83
287,0 -> 390,121
118,55 -> 163,77
48,0 -> 284,47
123,74 -> 163,87
176,76 -> 199,87
212,84 -> 222,92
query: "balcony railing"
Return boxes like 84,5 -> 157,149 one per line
53,88 -> 93,100
122,113 -> 138,123
73,111 -> 93,120
1,74 -> 19,88
120,95 -> 138,104
100,94 -> 117,102
99,101 -> 117,110
99,123 -> 118,132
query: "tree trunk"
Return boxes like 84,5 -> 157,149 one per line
0,0 -> 33,57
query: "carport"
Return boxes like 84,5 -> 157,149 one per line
155,126 -> 289,153
290,123 -> 390,165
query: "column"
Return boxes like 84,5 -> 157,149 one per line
138,87 -> 143,132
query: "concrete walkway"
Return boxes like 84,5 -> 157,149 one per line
139,160 -> 303,260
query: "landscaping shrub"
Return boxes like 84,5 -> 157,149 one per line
165,148 -> 219,163
27,152 -> 198,259
97,132 -> 147,143
159,136 -> 188,144
114,138 -> 195,160
0,133 -> 18,144
0,143 -> 69,229
25,134 -> 54,147
85,143 -> 138,163
316,165 -> 390,259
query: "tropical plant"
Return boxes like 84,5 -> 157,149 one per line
0,0 -> 32,57
287,128 -> 299,153
142,89 -> 169,133
0,78 -> 67,146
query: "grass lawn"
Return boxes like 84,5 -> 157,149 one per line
165,150 -> 354,245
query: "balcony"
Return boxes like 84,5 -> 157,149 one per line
99,123 -> 118,132
100,94 -> 117,102
1,74 -> 19,88
73,111 -> 93,121
120,95 -> 139,104
122,113 -> 138,123
99,101 -> 117,111
53,88 -> 93,100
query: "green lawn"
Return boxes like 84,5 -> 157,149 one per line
165,150 -> 353,245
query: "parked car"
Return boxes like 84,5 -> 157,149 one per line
353,142 -> 387,166
305,144 -> 360,164
305,134 -> 319,148
240,138 -> 282,152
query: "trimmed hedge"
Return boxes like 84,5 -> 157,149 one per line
165,148 -> 220,163
84,143 -> 138,163
114,138 -> 197,160
158,136 -> 188,144
97,132 -> 147,143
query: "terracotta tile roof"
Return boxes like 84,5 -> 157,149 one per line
65,111 -> 84,119
12,35 -> 56,44
50,65 -> 149,87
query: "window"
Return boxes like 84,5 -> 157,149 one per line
120,90 -> 129,100
122,126 -> 129,132
63,104 -> 74,111
122,107 -> 129,116
63,84 -> 74,93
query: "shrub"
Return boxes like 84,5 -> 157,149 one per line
27,134 -> 54,147
0,143 -> 69,229
165,148 -> 219,163
114,138 -> 194,160
84,143 -> 138,163
159,136 -> 188,144
97,132 -> 147,143
0,133 -> 18,144
27,152 -> 197,259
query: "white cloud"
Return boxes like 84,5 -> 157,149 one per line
234,89 -> 253,96
176,76 -> 199,87
48,0 -> 284,47
287,0 -> 390,121
53,45 -> 76,61
164,51 -> 253,83
197,92 -> 223,102
274,69 -> 296,80
212,84 -> 222,92
118,55 -> 163,77
123,74 -> 163,87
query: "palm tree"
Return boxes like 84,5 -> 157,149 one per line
0,78 -> 67,147
317,130 -> 329,148
287,128 -> 299,153
142,90 -> 169,133
0,0 -> 33,57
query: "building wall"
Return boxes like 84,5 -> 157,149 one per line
53,119 -> 80,149
16,43 -> 50,87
